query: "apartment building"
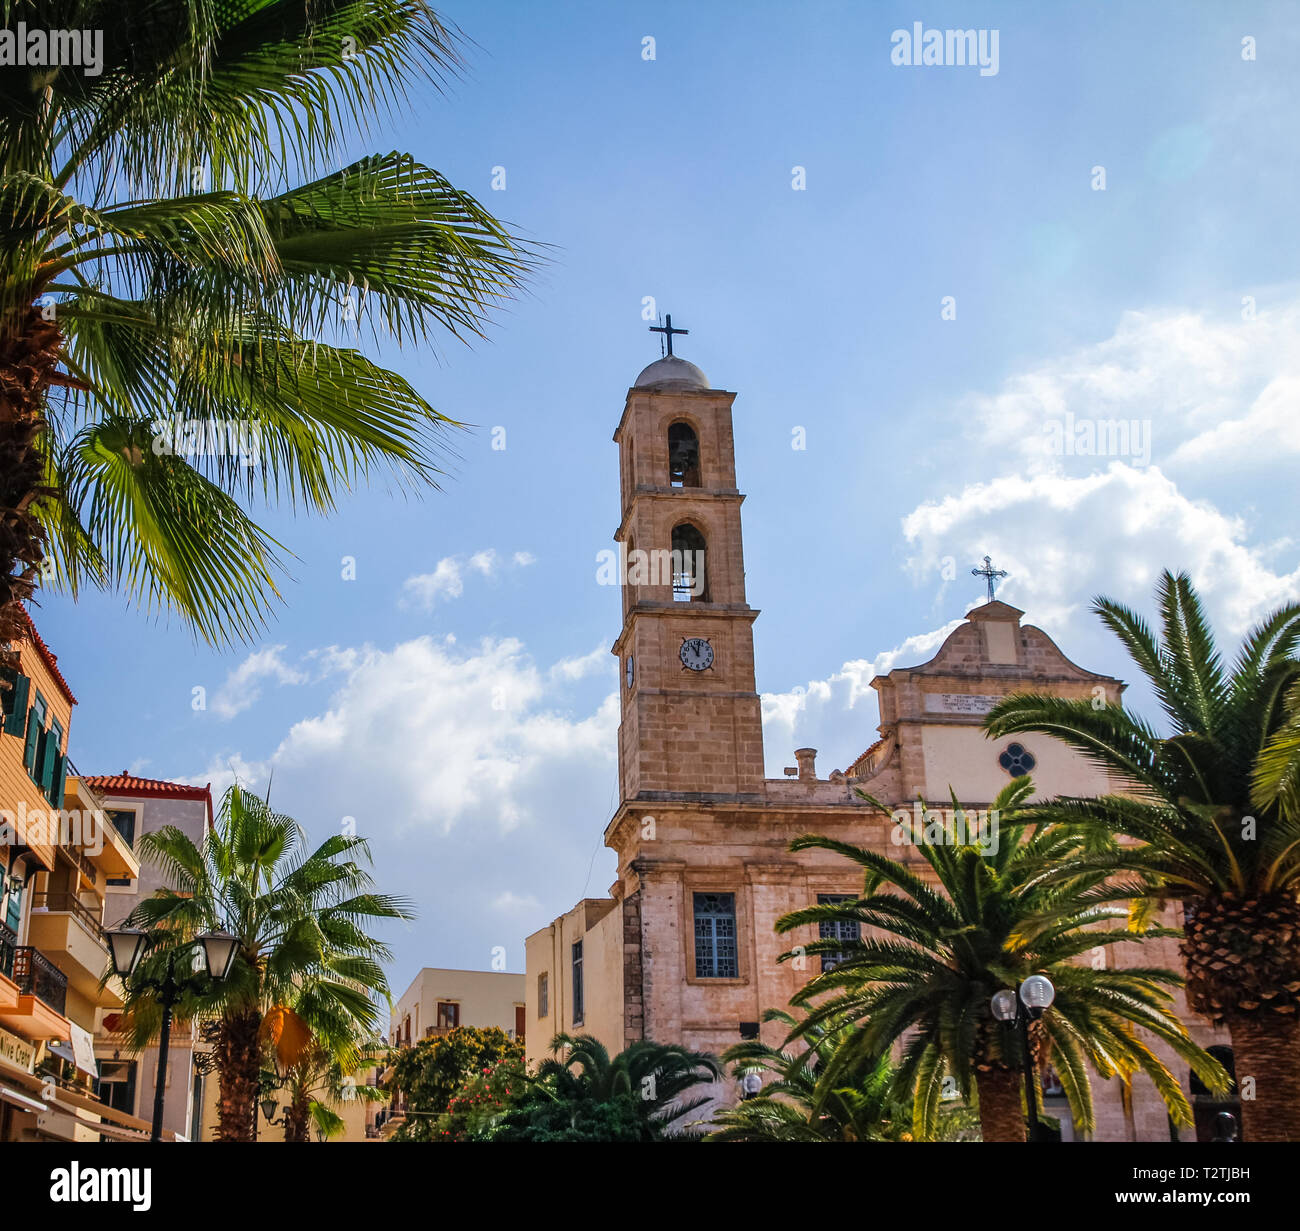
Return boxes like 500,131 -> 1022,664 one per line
89,774 -> 215,1142
0,613 -> 163,1141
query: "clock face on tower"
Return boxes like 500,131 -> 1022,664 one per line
680,637 -> 714,671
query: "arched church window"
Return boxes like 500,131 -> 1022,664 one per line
998,742 -> 1036,776
668,421 -> 701,487
671,522 -> 707,602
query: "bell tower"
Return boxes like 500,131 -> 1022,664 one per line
610,333 -> 765,802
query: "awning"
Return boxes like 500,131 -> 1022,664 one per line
0,1084 -> 47,1113
54,1107 -> 149,1142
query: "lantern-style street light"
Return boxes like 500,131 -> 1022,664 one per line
105,927 -> 239,1141
990,975 -> 1056,1142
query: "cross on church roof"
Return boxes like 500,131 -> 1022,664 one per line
972,555 -> 1009,603
650,313 -> 689,357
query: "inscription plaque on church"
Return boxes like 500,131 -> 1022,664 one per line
924,693 -> 1001,715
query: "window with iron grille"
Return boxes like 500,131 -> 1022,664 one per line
694,892 -> 738,978
817,894 -> 859,971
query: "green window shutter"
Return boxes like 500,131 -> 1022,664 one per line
39,727 -> 60,797
4,883 -> 20,933
22,707 -> 40,772
3,673 -> 29,735
51,749 -> 67,808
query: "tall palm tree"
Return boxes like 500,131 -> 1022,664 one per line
708,1009 -> 974,1142
0,0 -> 534,641
774,779 -> 1228,1142
122,784 -> 411,1140
985,570 -> 1300,1140
533,1033 -> 721,1137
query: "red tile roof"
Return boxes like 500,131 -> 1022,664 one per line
82,773 -> 212,803
83,774 -> 215,830
18,609 -> 77,705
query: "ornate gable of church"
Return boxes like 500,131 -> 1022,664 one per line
856,600 -> 1124,808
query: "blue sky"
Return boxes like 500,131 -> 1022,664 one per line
38,1 -> 1300,1002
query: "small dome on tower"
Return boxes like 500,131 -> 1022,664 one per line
633,355 -> 710,391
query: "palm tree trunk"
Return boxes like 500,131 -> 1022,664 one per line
1225,1013 -> 1300,1142
282,1090 -> 311,1143
214,1009 -> 262,1142
0,305 -> 59,639
976,1068 -> 1026,1142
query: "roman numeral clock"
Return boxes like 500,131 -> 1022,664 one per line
680,637 -> 714,671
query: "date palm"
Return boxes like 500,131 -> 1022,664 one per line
535,1033 -> 721,1137
775,779 -> 1227,1142
709,1009 -> 972,1142
121,784 -> 412,1141
985,571 -> 1300,1141
0,0 -> 533,642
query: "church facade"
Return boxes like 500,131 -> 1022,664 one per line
524,346 -> 1229,1141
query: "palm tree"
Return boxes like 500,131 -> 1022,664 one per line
985,571 -> 1300,1140
708,1009 -> 974,1142
273,1034 -> 388,1143
122,784 -> 411,1140
0,0 -> 534,641
774,779 -> 1228,1142
531,1033 -> 721,1137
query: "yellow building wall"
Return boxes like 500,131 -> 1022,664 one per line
0,636 -> 75,875
389,968 -> 524,1046
525,899 -> 624,1069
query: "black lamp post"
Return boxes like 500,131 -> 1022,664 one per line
991,974 -> 1056,1142
105,927 -> 239,1142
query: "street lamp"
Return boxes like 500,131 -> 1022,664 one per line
990,975 -> 1056,1142
105,927 -> 239,1142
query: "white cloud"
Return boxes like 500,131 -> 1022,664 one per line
901,463 -> 1300,641
401,548 -> 535,610
179,631 -> 621,972
211,646 -> 308,720
760,623 -> 961,777
178,751 -> 269,800
401,556 -> 468,607
963,300 -> 1300,477
549,644 -> 614,683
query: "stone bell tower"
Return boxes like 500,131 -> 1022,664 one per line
610,333 -> 765,802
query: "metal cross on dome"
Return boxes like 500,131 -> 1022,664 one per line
972,555 -> 1009,603
650,313 -> 689,357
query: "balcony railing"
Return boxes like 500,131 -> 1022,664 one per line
11,946 -> 69,1016
0,920 -> 16,980
32,891 -> 105,938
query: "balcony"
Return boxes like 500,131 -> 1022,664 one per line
0,936 -> 71,1039
27,892 -> 120,1008
0,922 -> 20,1013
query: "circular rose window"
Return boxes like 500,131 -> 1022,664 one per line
998,743 -> 1036,776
